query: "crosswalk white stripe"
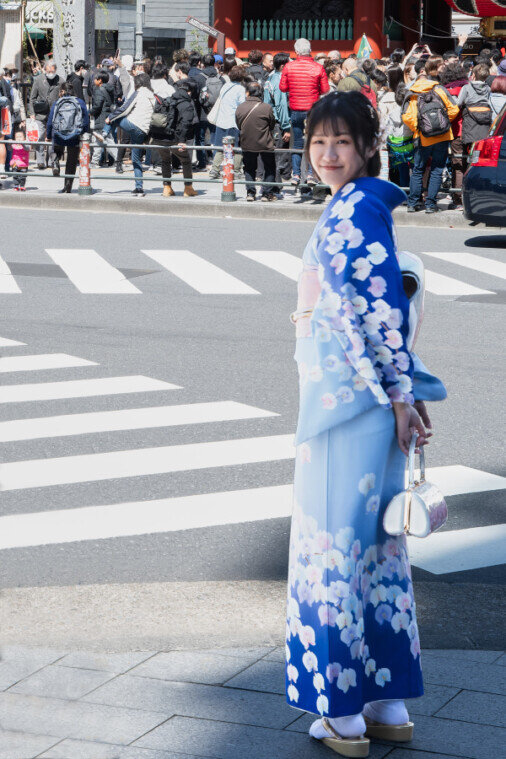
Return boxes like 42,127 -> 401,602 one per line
0,401 -> 278,442
422,251 -> 506,281
407,524 -> 506,574
0,254 -> 21,293
45,249 -> 141,294
417,465 -> 506,497
0,464 -> 503,551
0,353 -> 97,374
0,375 -> 180,404
0,485 -> 294,549
236,249 -> 302,281
0,434 -> 296,491
424,269 -> 493,296
142,249 -> 259,294
0,337 -> 26,347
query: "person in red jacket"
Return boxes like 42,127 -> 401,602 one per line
279,38 -> 329,184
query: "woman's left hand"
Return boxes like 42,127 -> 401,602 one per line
392,402 -> 431,456
413,400 -> 432,431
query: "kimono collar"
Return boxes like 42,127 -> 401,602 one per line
335,177 -> 407,212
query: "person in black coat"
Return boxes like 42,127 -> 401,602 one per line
157,78 -> 198,198
66,60 -> 88,102
90,71 -> 113,166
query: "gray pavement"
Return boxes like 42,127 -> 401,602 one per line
0,645 -> 504,758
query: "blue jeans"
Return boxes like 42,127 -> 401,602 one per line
119,118 -> 146,189
290,110 -> 308,177
408,140 -> 449,209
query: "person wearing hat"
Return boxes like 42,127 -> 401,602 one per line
214,54 -> 223,65
225,47 -> 242,66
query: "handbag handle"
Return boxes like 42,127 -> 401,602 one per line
407,430 -> 425,488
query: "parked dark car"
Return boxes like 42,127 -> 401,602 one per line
463,104 -> 506,227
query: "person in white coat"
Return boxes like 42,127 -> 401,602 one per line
107,73 -> 155,196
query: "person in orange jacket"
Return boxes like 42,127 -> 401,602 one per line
402,56 -> 459,213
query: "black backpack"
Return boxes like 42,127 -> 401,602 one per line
417,88 -> 451,138
149,94 -> 176,139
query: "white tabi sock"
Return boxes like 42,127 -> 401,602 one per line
309,712 -> 366,739
363,699 -> 409,725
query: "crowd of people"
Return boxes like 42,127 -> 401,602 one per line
0,36 -> 505,204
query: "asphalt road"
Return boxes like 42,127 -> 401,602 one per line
0,208 -> 504,650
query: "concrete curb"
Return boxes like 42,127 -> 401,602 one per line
0,191 -> 477,228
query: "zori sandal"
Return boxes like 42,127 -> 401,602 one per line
317,717 -> 370,757
364,716 -> 414,742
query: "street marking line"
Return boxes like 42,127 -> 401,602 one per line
407,524 -> 506,574
45,249 -> 141,294
422,251 -> 506,281
0,337 -> 26,347
416,465 -> 506,497
0,485 -> 294,549
236,249 -> 303,281
0,434 -> 296,491
0,375 -> 181,404
0,354 -> 97,374
424,269 -> 493,296
141,249 -> 259,294
0,464 -> 504,555
0,401 -> 279,442
0,255 -> 21,293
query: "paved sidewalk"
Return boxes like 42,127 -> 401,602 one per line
1,645 -> 504,759
0,164 -> 473,226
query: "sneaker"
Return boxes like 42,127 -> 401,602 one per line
406,206 -> 417,213
115,163 -> 124,174
131,188 -> 145,197
447,201 -> 463,211
246,194 -> 255,202
209,171 -> 220,180
260,194 -> 269,202
19,186 -> 26,192
425,205 -> 439,214
291,175 -> 300,186
37,163 -> 45,170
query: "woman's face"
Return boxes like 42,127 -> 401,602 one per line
309,120 -> 375,193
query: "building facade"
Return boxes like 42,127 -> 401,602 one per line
212,0 -> 456,58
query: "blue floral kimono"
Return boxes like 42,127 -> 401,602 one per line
285,178 -> 446,718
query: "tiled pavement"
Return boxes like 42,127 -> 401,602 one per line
0,646 -> 504,759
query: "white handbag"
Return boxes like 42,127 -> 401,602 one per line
383,432 -> 448,538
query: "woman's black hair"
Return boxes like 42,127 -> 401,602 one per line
439,62 -> 467,85
304,91 -> 381,179
386,64 -> 403,93
395,82 -> 408,107
151,62 -> 168,80
134,72 -> 152,90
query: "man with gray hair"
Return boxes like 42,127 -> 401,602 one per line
29,60 -> 62,169
279,38 -> 329,183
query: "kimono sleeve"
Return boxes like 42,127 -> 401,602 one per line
312,190 -> 415,409
411,351 -> 447,402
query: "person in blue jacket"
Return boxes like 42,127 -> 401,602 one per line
46,81 -> 89,193
285,91 -> 447,757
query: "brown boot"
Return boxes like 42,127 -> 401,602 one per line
163,183 -> 175,197
183,184 -> 198,197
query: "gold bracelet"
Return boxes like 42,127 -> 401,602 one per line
290,309 -> 313,324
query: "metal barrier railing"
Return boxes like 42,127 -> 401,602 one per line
0,136 -> 465,200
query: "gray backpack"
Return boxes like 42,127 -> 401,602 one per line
52,96 -> 84,141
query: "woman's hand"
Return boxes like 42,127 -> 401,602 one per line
392,402 -> 431,456
414,400 -> 432,431
177,143 -> 186,152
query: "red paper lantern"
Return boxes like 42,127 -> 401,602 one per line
443,0 -> 506,16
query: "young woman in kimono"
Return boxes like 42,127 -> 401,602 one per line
285,92 -> 447,757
